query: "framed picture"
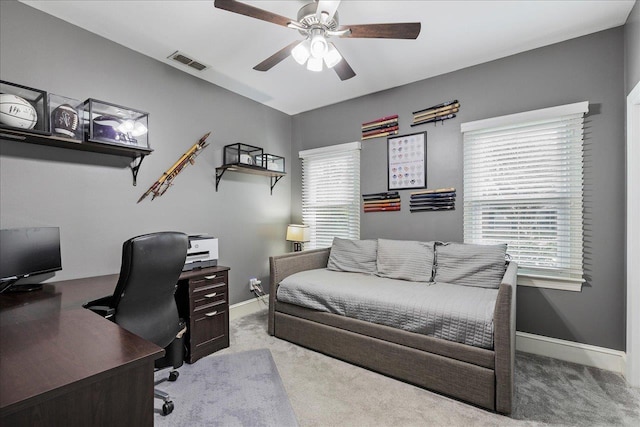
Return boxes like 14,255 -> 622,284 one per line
387,131 -> 426,190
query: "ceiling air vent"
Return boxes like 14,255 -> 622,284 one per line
167,51 -> 210,72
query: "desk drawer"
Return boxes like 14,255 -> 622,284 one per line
189,271 -> 227,287
190,283 -> 227,311
190,308 -> 229,361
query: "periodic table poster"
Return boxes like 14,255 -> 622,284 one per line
387,132 -> 426,190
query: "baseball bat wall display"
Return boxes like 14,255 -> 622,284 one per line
137,132 -> 211,203
361,114 -> 399,140
409,187 -> 456,212
362,191 -> 401,212
411,100 -> 460,127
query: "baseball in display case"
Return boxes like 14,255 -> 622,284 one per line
83,98 -> 149,149
48,94 -> 84,141
0,80 -> 49,135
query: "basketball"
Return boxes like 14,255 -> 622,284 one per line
0,93 -> 38,130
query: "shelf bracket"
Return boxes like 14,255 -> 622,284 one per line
215,168 -> 226,192
270,175 -> 283,195
129,155 -> 145,186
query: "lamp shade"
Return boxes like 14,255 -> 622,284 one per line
286,224 -> 310,242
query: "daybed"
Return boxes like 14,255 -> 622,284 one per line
269,238 -> 517,414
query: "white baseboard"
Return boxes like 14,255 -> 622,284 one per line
516,331 -> 626,375
229,295 -> 268,321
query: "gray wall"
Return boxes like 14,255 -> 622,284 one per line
625,0 -> 640,94
292,28 -> 626,351
0,1 -> 292,305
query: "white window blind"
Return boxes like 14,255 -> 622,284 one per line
461,102 -> 588,282
300,142 -> 361,249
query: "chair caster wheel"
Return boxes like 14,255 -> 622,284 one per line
169,371 -> 179,381
162,401 -> 174,415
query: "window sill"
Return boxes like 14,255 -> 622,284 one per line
517,274 -> 583,292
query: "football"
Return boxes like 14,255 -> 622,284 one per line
51,104 -> 79,137
0,93 -> 38,130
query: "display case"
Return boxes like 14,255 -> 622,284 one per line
223,143 -> 263,167
83,98 -> 149,149
256,154 -> 285,173
0,80 -> 49,136
48,94 -> 84,141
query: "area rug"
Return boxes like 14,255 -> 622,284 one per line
154,348 -> 298,426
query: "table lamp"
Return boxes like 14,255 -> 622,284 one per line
286,224 -> 310,252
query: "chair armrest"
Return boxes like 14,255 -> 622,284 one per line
268,248 -> 331,335
83,295 -> 115,319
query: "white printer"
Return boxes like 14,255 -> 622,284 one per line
183,234 -> 218,271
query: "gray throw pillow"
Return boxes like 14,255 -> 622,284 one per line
327,237 -> 378,274
376,239 -> 435,282
434,242 -> 507,288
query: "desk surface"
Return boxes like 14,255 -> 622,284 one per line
0,274 -> 161,415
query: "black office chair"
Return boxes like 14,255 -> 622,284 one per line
84,231 -> 188,416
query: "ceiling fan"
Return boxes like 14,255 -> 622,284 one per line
214,0 -> 421,81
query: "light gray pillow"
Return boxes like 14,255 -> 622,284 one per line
376,239 -> 435,282
327,238 -> 378,274
434,242 -> 507,288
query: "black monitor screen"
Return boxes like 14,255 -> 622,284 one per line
0,227 -> 62,280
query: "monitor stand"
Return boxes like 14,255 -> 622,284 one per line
0,281 -> 43,293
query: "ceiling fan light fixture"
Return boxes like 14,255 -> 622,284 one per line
306,56 -> 323,72
309,29 -> 328,58
324,43 -> 342,68
291,40 -> 310,65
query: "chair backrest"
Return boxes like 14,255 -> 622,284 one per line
111,232 -> 188,348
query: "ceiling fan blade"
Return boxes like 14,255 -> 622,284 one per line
253,41 -> 300,72
316,0 -> 341,23
214,0 -> 292,28
333,54 -> 356,81
340,23 -> 421,39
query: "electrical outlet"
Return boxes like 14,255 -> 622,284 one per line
249,278 -> 260,291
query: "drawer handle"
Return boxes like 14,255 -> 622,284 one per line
204,292 -> 217,298
205,275 -> 217,280
205,311 -> 218,317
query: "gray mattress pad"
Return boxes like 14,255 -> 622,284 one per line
277,268 -> 498,349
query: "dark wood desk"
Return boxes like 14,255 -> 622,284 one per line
0,275 -> 163,427
0,266 -> 230,427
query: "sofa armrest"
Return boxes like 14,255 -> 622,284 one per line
268,248 -> 330,335
494,261 -> 517,414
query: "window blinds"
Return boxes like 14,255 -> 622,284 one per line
462,102 -> 587,281
300,142 -> 361,249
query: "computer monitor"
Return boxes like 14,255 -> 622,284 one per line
0,227 -> 62,293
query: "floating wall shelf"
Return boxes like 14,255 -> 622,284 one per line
215,164 -> 285,195
0,128 -> 152,185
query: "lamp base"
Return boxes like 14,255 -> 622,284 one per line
293,242 -> 303,252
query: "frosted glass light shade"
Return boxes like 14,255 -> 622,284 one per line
291,40 -> 310,65
309,32 -> 328,58
324,43 -> 342,68
306,56 -> 323,72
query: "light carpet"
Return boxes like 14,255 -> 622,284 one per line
153,348 -> 298,427
157,308 -> 640,426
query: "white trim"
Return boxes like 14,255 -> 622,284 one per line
517,274 -> 583,292
626,80 -> 640,387
516,331 -> 626,374
299,141 -> 361,158
229,295 -> 268,321
461,101 -> 588,132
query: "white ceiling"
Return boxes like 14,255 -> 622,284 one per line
22,0 -> 635,115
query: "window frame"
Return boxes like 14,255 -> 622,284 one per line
461,102 -> 588,292
299,141 -> 361,250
